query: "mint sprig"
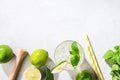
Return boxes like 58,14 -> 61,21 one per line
69,41 -> 80,68
103,45 -> 120,80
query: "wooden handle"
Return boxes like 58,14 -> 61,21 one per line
9,49 -> 28,80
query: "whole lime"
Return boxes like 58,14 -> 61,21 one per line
0,45 -> 13,63
30,49 -> 48,67
76,70 -> 93,80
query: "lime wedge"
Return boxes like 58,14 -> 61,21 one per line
51,60 -> 67,73
24,66 -> 41,80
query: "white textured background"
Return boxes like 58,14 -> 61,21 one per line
0,0 -> 120,80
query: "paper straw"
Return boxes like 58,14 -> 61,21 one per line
86,35 -> 105,80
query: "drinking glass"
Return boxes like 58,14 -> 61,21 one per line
54,40 -> 85,70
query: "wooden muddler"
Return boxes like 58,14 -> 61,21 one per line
9,49 -> 28,80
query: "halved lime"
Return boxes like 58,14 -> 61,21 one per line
23,66 -> 41,80
51,60 -> 67,73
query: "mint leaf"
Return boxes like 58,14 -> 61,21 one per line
114,45 -> 120,53
46,67 -> 54,80
116,55 -> 120,65
112,64 -> 120,71
69,51 -> 73,55
70,54 -> 80,68
69,50 -> 79,55
110,70 -> 120,80
105,59 -> 116,67
71,41 -> 79,53
103,50 -> 114,59
110,64 -> 120,80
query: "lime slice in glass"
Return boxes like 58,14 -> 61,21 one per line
51,60 -> 67,73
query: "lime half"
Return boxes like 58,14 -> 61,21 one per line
51,60 -> 67,73
24,66 -> 41,80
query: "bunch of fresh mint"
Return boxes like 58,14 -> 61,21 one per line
103,45 -> 120,80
